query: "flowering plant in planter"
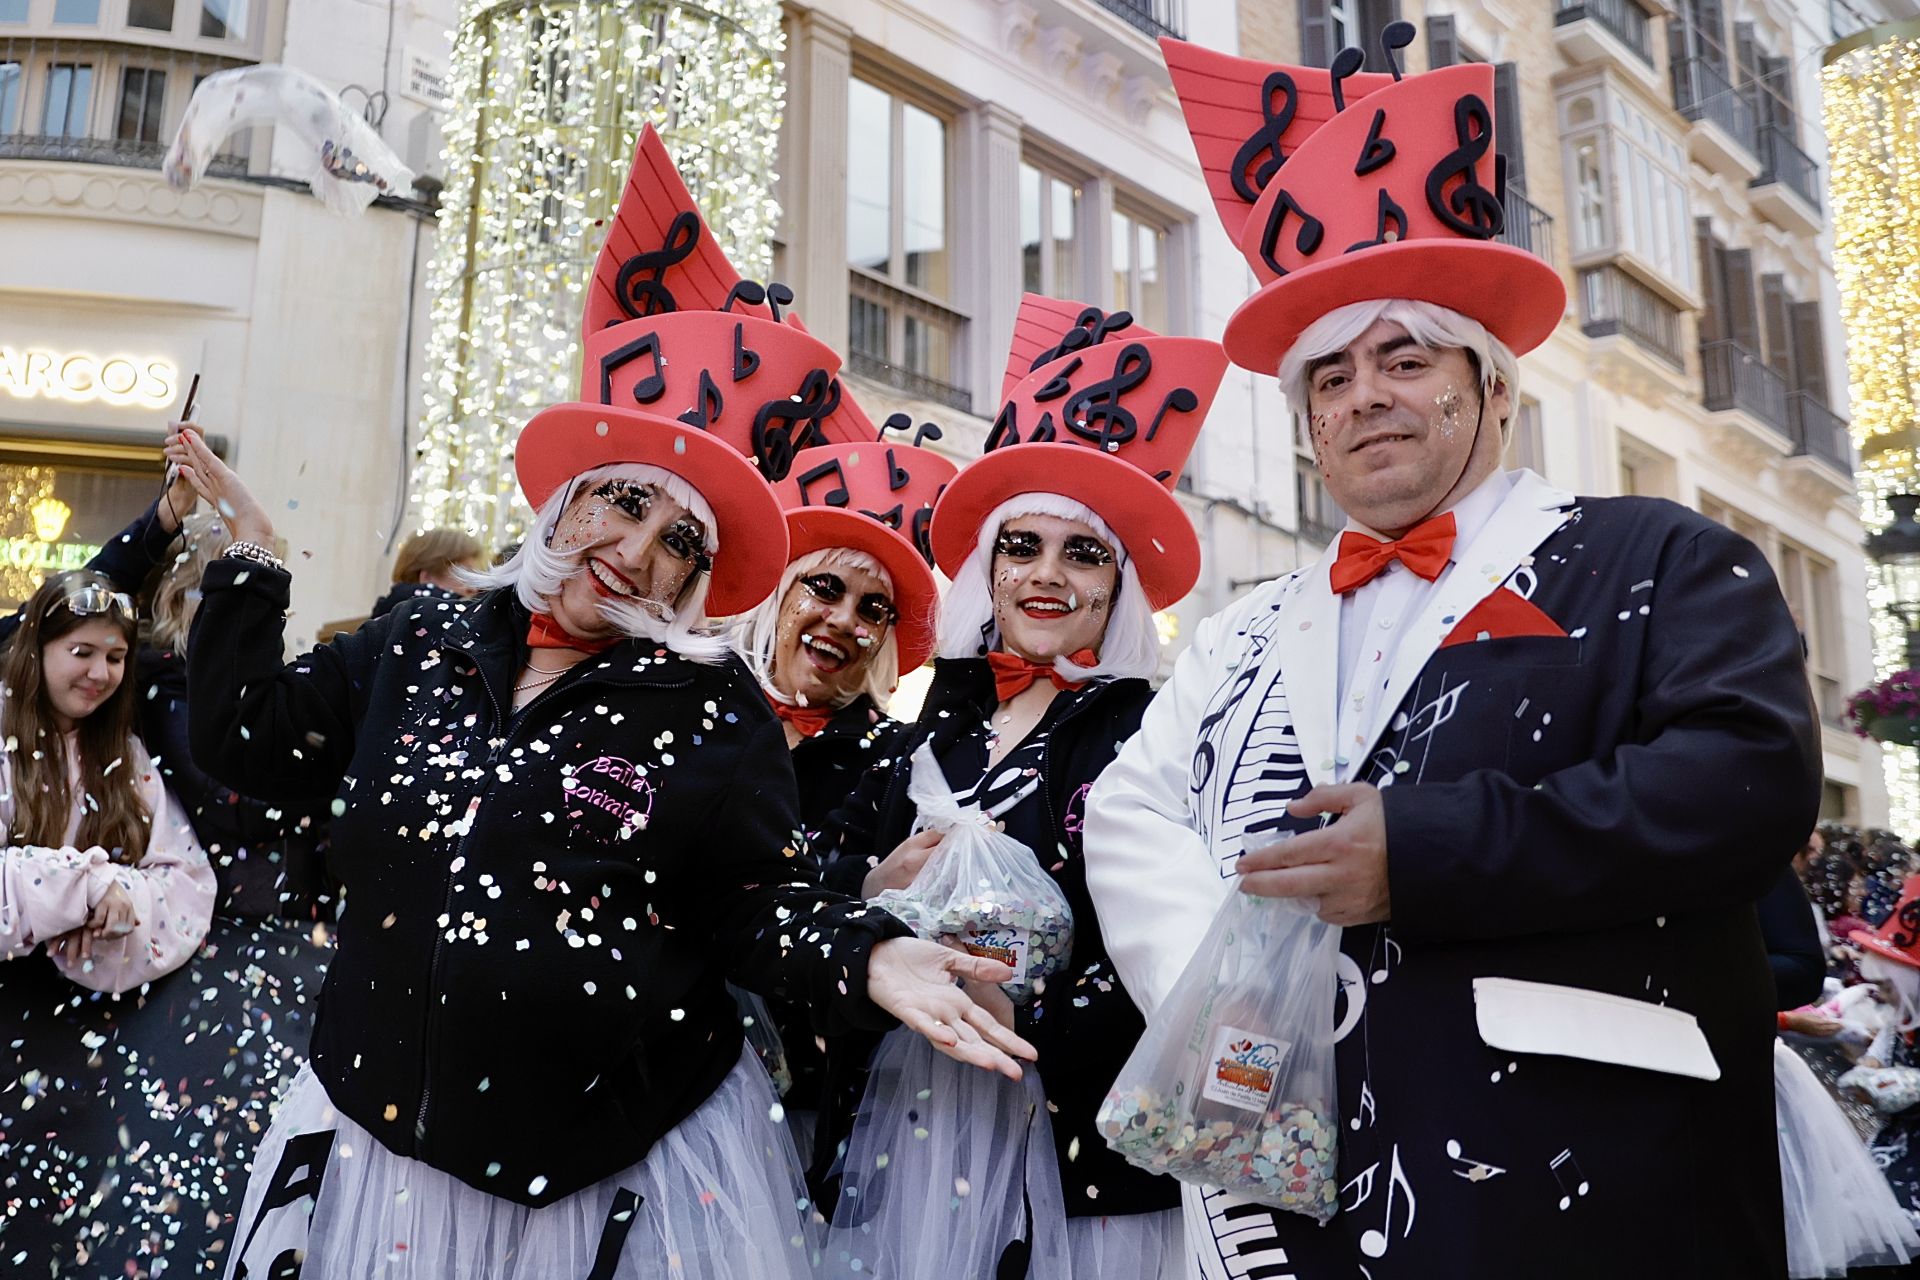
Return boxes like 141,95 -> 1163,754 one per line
1849,670 -> 1920,747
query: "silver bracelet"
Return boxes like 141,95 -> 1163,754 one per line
225,540 -> 285,572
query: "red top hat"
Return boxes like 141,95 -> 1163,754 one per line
773,430 -> 957,673
1161,32 -> 1565,375
1853,876 -> 1920,971
516,125 -> 868,616
930,294 -> 1226,611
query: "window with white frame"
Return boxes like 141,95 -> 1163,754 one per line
1020,159 -> 1082,300
1111,205 -> 1169,332
846,75 -> 969,409
1505,398 -> 1544,473
1777,539 -> 1844,727
41,62 -> 92,137
0,62 -> 20,133
1618,434 -> 1675,498
1560,82 -> 1696,297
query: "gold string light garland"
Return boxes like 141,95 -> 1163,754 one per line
412,0 -> 784,546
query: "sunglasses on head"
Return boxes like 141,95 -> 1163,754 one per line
60,582 -> 133,619
800,573 -> 897,627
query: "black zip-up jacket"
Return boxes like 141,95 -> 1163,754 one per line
187,560 -> 911,1206
819,658 -> 1179,1218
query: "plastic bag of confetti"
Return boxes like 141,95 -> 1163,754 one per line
163,64 -> 413,214
1097,854 -> 1341,1223
868,742 -> 1073,1003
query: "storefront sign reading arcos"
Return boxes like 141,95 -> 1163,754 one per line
0,347 -> 179,410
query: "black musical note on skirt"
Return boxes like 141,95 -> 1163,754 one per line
614,211 -> 699,319
1229,71 -> 1299,203
1424,95 -> 1504,239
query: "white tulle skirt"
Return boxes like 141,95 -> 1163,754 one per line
222,1053 -> 818,1280
820,1027 -> 1183,1279
1776,1039 -> 1919,1277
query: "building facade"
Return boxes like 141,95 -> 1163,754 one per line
0,0 -> 456,637
1232,0 -> 1916,826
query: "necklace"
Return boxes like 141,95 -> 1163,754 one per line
513,670 -> 567,695
523,660 -> 573,675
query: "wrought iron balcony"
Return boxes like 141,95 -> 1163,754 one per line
1497,187 -> 1555,265
1753,124 -> 1822,213
1578,264 -> 1684,369
1554,0 -> 1654,67
1699,338 -> 1788,432
1089,0 -> 1186,40
1671,55 -> 1759,158
1787,391 -> 1852,474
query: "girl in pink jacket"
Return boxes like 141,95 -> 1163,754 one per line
0,570 -> 214,991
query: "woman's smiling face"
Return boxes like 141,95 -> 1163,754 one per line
768,558 -> 896,708
989,514 -> 1119,663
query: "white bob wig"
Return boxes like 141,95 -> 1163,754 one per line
464,461 -> 729,663
935,493 -> 1161,683
1276,298 -> 1520,434
732,546 -> 901,710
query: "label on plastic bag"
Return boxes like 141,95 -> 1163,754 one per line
962,924 -> 1031,983
1201,1024 -> 1290,1112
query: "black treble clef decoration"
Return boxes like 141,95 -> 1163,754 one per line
1893,896 -> 1920,950
1228,70 -> 1299,203
1064,344 -> 1152,453
1424,96 -> 1505,239
613,211 -> 699,319
750,370 -> 840,480
1257,188 -> 1326,277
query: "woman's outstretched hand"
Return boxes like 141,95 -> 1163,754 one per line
163,425 -> 277,547
865,936 -> 1038,1079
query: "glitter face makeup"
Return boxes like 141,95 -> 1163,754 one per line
544,481 -> 710,639
991,514 -> 1121,664
769,559 -> 893,711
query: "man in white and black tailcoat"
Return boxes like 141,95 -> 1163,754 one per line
1083,29 -> 1820,1280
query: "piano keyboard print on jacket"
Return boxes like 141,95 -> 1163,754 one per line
1198,1185 -> 1300,1280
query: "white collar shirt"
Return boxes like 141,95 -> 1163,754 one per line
1333,468 -> 1516,754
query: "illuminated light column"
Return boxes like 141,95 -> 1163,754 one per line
412,0 -> 784,544
1825,21 -> 1920,831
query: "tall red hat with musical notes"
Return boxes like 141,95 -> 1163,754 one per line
1160,27 -> 1565,375
929,294 -> 1227,610
515,124 -> 872,615
773,424 -> 957,673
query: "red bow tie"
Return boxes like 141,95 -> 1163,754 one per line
527,612 -> 621,655
767,692 -> 835,738
987,649 -> 1100,703
1329,512 -> 1458,595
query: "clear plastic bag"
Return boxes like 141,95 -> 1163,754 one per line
868,743 -> 1073,1003
1097,867 -> 1342,1223
163,65 -> 414,214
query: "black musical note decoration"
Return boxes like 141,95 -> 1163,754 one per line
732,322 -> 761,382
764,283 -> 794,323
1346,188 -> 1410,253
1424,95 -> 1504,239
1228,70 -> 1299,203
720,280 -> 767,313
1032,356 -> 1085,403
1029,307 -> 1136,372
796,456 -> 850,507
1380,21 -> 1416,83
751,370 -> 840,480
987,403 -> 1059,451
677,369 -> 723,430
1329,46 -> 1366,114
598,331 -> 667,405
1357,109 -> 1395,176
613,211 -> 698,319
860,503 -> 905,530
1257,189 -> 1326,277
879,413 -> 944,449
1064,344 -> 1152,452
1145,388 -> 1200,442
912,499 -> 939,565
884,447 -> 911,491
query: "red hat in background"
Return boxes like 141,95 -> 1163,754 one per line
773,428 -> 957,673
1853,877 -> 1920,971
930,294 -> 1226,611
516,125 -> 869,616
1160,31 -> 1565,375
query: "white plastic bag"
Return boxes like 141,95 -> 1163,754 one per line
164,65 -> 413,214
1098,871 -> 1341,1223
869,743 -> 1073,1002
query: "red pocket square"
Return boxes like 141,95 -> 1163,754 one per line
1440,590 -> 1569,648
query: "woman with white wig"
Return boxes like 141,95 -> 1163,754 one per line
164,288 -> 1034,1275
817,299 -> 1228,1279
730,434 -> 955,1169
